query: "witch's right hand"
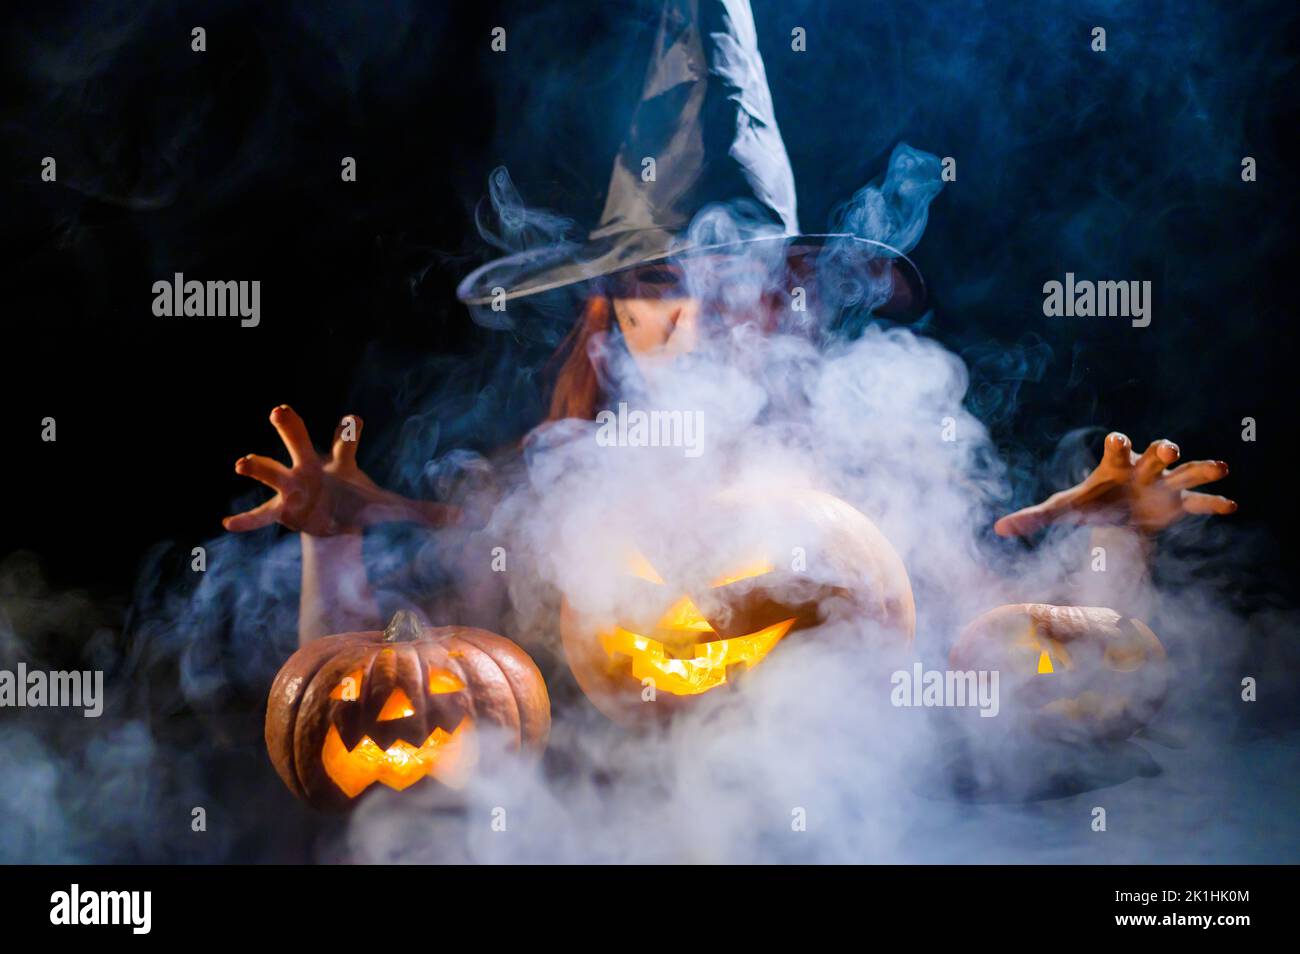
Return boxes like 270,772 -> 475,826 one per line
222,405 -> 378,536
223,405 -> 457,536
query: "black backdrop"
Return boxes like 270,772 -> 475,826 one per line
1,0 -> 1297,862
5,0 -> 1297,599
5,1 -> 498,596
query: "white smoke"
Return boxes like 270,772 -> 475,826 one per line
337,167 -> 1275,861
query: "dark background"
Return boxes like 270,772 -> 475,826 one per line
4,0 -> 1297,596
0,0 -> 1296,861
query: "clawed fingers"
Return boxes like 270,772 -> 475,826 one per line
1135,438 -> 1180,483
1101,432 -> 1133,470
234,453 -> 292,492
1000,430 -> 1237,537
331,414 -> 364,465
1164,459 -> 1229,491
1181,491 -> 1237,516
269,404 -> 317,468
222,497 -> 282,533
227,453 -> 290,531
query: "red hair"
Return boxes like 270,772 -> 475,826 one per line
546,294 -> 612,422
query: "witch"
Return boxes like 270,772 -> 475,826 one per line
221,0 -> 1236,727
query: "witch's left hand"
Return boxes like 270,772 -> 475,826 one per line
994,432 -> 1237,538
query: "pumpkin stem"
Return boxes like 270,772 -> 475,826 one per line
384,609 -> 426,643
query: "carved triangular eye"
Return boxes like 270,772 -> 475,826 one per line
627,551 -> 665,584
330,668 -> 364,702
428,668 -> 466,694
377,688 -> 416,721
709,559 -> 774,588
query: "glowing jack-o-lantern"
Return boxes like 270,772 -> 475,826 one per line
560,486 -> 915,725
949,603 -> 1168,740
265,611 -> 550,811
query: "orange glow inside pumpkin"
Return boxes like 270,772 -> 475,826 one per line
708,559 -> 775,587
428,668 -> 466,693
1018,618 -> 1130,725
628,551 -> 665,584
1016,621 -> 1072,675
627,551 -> 776,589
376,688 -> 415,721
657,595 -> 715,634
329,669 -> 365,702
322,716 -> 475,798
601,619 -> 795,695
601,554 -> 796,694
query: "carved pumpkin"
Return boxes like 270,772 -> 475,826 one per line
265,611 -> 550,811
949,603 -> 1168,740
560,486 -> 915,724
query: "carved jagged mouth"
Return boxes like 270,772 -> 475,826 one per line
599,618 -> 796,695
322,716 -> 475,798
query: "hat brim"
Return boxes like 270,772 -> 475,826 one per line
456,231 -> 926,319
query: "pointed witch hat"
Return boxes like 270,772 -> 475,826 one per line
457,0 -> 926,316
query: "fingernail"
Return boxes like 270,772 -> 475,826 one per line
1229,500 -> 1239,512
1217,461 -> 1229,472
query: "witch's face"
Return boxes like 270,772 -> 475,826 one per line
610,264 -> 699,368
610,258 -> 783,370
